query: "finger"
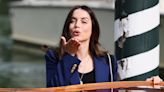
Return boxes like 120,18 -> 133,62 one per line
73,38 -> 81,45
153,76 -> 162,85
69,38 -> 78,46
75,41 -> 81,47
73,41 -> 81,48
153,84 -> 161,89
61,36 -> 67,45
156,76 -> 163,81
146,78 -> 152,81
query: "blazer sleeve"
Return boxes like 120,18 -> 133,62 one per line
45,49 -> 81,87
44,49 -> 59,87
58,53 -> 81,86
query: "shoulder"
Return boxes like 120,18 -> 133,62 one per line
109,54 -> 116,62
45,49 -> 59,63
105,52 -> 116,61
102,53 -> 117,66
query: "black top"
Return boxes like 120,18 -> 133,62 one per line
79,69 -> 95,84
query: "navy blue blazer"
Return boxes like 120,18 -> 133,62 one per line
45,49 -> 117,87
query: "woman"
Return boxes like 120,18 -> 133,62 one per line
44,5 -> 117,87
44,5 -> 163,87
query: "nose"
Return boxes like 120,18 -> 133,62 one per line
75,20 -> 80,28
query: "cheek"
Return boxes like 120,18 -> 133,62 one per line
84,25 -> 92,37
69,24 -> 73,31
87,24 -> 92,35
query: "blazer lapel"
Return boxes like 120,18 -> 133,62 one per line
94,56 -> 109,82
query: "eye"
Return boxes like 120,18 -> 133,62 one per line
81,17 -> 89,24
81,20 -> 87,24
82,21 -> 87,24
70,18 -> 76,23
70,19 -> 75,23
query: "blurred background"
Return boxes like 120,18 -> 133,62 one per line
0,0 -> 164,88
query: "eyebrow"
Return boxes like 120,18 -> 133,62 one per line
81,17 -> 89,20
71,17 -> 89,20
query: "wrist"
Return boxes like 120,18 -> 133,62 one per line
64,52 -> 75,57
70,53 -> 75,56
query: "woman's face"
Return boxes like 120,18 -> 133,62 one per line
69,8 -> 92,42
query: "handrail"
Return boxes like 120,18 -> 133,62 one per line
53,81 -> 164,92
0,81 -> 164,92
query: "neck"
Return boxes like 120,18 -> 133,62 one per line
77,41 -> 94,74
76,41 -> 90,59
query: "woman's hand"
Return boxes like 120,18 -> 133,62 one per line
146,76 -> 163,88
61,36 -> 80,56
146,76 -> 163,84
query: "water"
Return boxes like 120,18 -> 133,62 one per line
0,15 -> 46,87
0,47 -> 46,88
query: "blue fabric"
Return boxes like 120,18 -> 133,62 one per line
44,49 -> 118,87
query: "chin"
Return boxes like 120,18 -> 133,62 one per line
73,36 -> 80,39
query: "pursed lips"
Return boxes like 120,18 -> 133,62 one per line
72,30 -> 80,36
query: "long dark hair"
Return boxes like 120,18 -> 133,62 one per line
58,5 -> 106,57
